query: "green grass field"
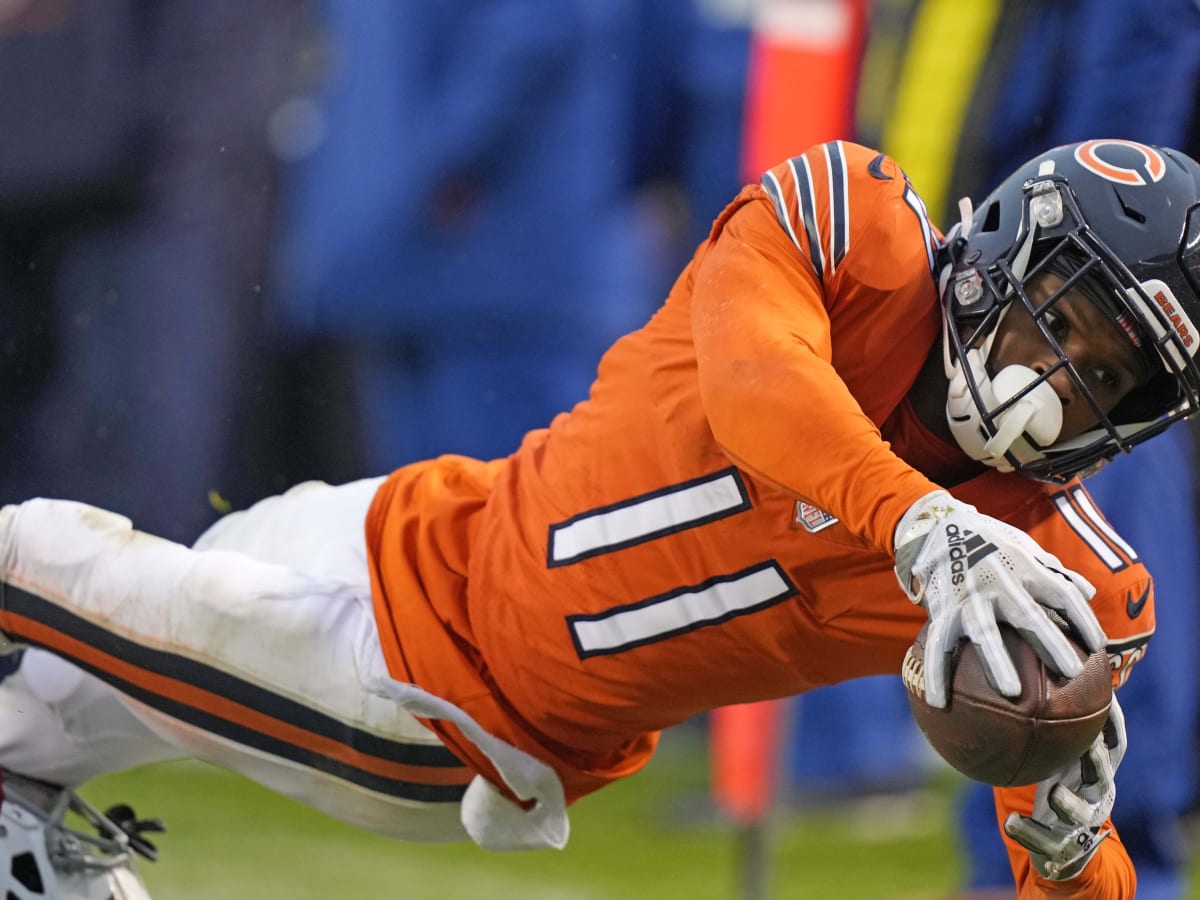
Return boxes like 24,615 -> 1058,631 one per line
78,729 -> 969,900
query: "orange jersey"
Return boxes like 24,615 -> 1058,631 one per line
366,142 -> 1148,896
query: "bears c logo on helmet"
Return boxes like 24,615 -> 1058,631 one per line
1074,139 -> 1167,186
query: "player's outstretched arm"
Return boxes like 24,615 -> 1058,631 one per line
893,490 -> 1106,708
998,698 -> 1135,898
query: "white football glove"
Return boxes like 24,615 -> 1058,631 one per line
894,490 -> 1105,708
1004,695 -> 1126,881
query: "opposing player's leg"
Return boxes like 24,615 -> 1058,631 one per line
0,481 -> 473,843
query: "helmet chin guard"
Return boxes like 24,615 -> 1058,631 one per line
943,287 -> 1064,472
947,360 -> 1064,471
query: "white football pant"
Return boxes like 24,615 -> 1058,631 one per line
0,479 -> 568,849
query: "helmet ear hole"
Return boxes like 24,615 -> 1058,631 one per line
11,849 -> 45,893
1113,188 -> 1147,224
978,200 -> 1002,234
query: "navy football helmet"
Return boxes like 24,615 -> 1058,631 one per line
939,139 -> 1200,482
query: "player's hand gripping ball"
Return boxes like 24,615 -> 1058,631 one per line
902,622 -> 1112,786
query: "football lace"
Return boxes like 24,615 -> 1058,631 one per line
901,644 -> 925,698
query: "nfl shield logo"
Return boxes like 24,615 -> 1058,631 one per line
793,501 -> 838,533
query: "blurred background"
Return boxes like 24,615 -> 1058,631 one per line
2,0 -> 1200,897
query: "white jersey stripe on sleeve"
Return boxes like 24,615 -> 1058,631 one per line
1052,493 -> 1127,571
762,171 -> 805,255
789,155 -> 826,282
902,185 -> 937,274
1068,486 -> 1138,561
825,141 -> 850,274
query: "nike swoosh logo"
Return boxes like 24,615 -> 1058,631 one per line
1126,583 -> 1151,619
867,153 -> 892,181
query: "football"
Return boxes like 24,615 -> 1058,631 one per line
901,621 -> 1112,786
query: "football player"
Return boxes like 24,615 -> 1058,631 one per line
0,138 -> 1196,898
